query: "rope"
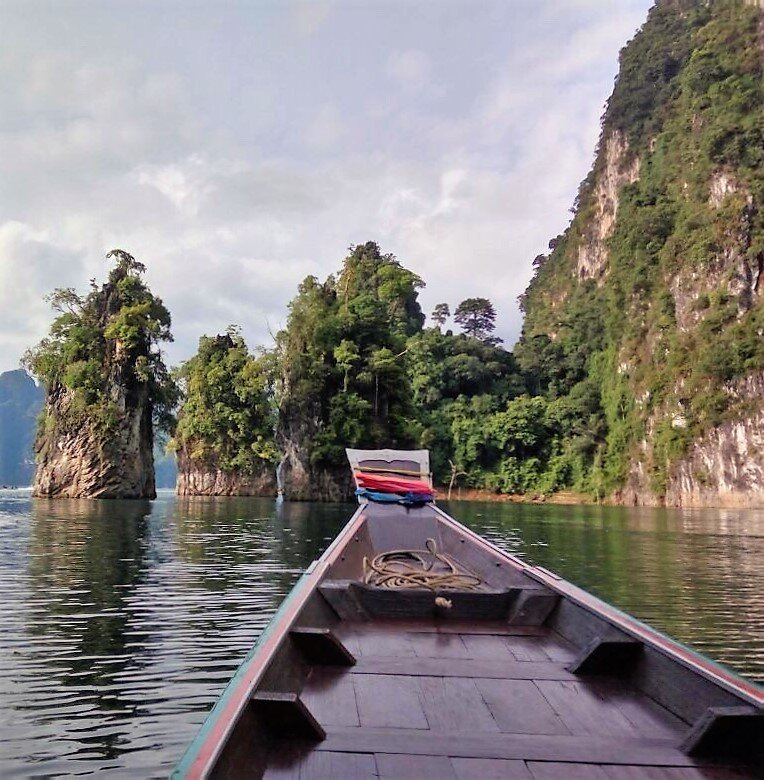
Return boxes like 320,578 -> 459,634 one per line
363,538 -> 482,591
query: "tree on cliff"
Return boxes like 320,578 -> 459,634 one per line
23,250 -> 176,498
431,303 -> 450,328
454,297 -> 501,344
172,329 -> 278,480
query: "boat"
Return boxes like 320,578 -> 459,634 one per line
174,449 -> 763,778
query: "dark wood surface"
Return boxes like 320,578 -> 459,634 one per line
260,620 -> 761,778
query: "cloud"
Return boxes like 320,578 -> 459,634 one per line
0,0 -> 653,371
386,50 -> 432,94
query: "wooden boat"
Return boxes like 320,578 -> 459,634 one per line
174,449 -> 763,779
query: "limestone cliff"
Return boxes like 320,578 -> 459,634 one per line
518,1 -> 764,507
34,380 -> 156,498
276,417 -> 355,502
175,447 -> 275,496
26,250 -> 174,499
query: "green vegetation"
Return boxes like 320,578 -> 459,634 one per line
24,250 -> 176,435
276,242 -> 424,469
172,329 -> 277,473
518,0 -> 764,498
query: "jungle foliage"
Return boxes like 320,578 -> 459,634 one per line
24,250 -> 177,435
172,330 -> 278,473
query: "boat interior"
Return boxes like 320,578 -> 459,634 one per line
200,501 -> 762,778
189,452 -> 763,779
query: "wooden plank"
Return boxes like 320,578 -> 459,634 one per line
506,588 -> 559,626
588,678 -> 686,740
262,741 -> 306,779
408,631 -> 470,659
354,630 -> 416,658
290,627 -> 356,667
251,691 -> 326,741
318,581 -> 369,621
352,655 -> 576,681
344,619 -> 546,636
417,677 -> 499,733
474,679 -> 569,736
296,750 -> 377,778
600,767 -> 756,779
301,669 -> 359,728
450,757 -> 532,779
353,674 -> 429,729
349,582 -> 517,621
460,633 -> 515,661
506,636 -> 555,663
527,762 -> 609,779
376,753 -> 457,779
568,636 -> 643,676
543,631 -> 580,663
547,597 -> 622,650
632,646 -> 748,726
680,706 -> 763,760
316,728 -> 703,766
536,680 -> 642,738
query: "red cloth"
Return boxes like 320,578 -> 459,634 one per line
354,471 -> 434,495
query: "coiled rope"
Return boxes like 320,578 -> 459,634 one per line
363,538 -> 482,591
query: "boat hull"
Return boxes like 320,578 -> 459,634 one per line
174,501 -> 763,778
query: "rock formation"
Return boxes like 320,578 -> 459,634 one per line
34,381 -> 156,498
518,1 -> 764,507
175,447 -> 275,496
173,332 -> 277,497
27,250 -> 174,499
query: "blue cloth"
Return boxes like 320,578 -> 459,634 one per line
355,488 -> 434,506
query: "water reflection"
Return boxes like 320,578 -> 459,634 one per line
0,490 -> 760,777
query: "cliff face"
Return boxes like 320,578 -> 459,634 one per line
175,447 -> 275,496
518,1 -> 764,507
34,381 -> 155,499
276,416 -> 354,502
26,251 -> 174,499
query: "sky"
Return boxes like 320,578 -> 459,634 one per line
0,0 -> 653,374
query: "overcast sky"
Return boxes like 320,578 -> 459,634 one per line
0,0 -> 653,374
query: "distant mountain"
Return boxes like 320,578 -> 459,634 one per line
0,369 -> 44,486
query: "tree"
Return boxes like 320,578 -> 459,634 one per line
24,249 -> 177,432
454,298 -> 500,343
431,303 -> 450,328
173,330 -> 277,473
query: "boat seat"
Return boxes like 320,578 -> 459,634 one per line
568,635 -> 643,676
251,691 -> 326,741
680,705 -> 764,759
289,627 -> 356,666
319,579 -> 558,624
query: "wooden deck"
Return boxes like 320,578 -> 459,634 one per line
261,621 -> 754,779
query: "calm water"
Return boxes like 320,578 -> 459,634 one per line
0,491 -> 761,777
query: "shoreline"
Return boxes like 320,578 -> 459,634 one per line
437,487 -> 592,505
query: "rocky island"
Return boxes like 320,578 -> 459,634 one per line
172,330 -> 277,496
24,250 -> 176,498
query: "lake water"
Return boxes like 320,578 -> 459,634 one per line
0,490 -> 761,777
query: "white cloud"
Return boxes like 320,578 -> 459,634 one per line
0,0 -> 653,371
386,50 -> 432,93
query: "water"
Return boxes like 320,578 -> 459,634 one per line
0,491 -> 761,777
